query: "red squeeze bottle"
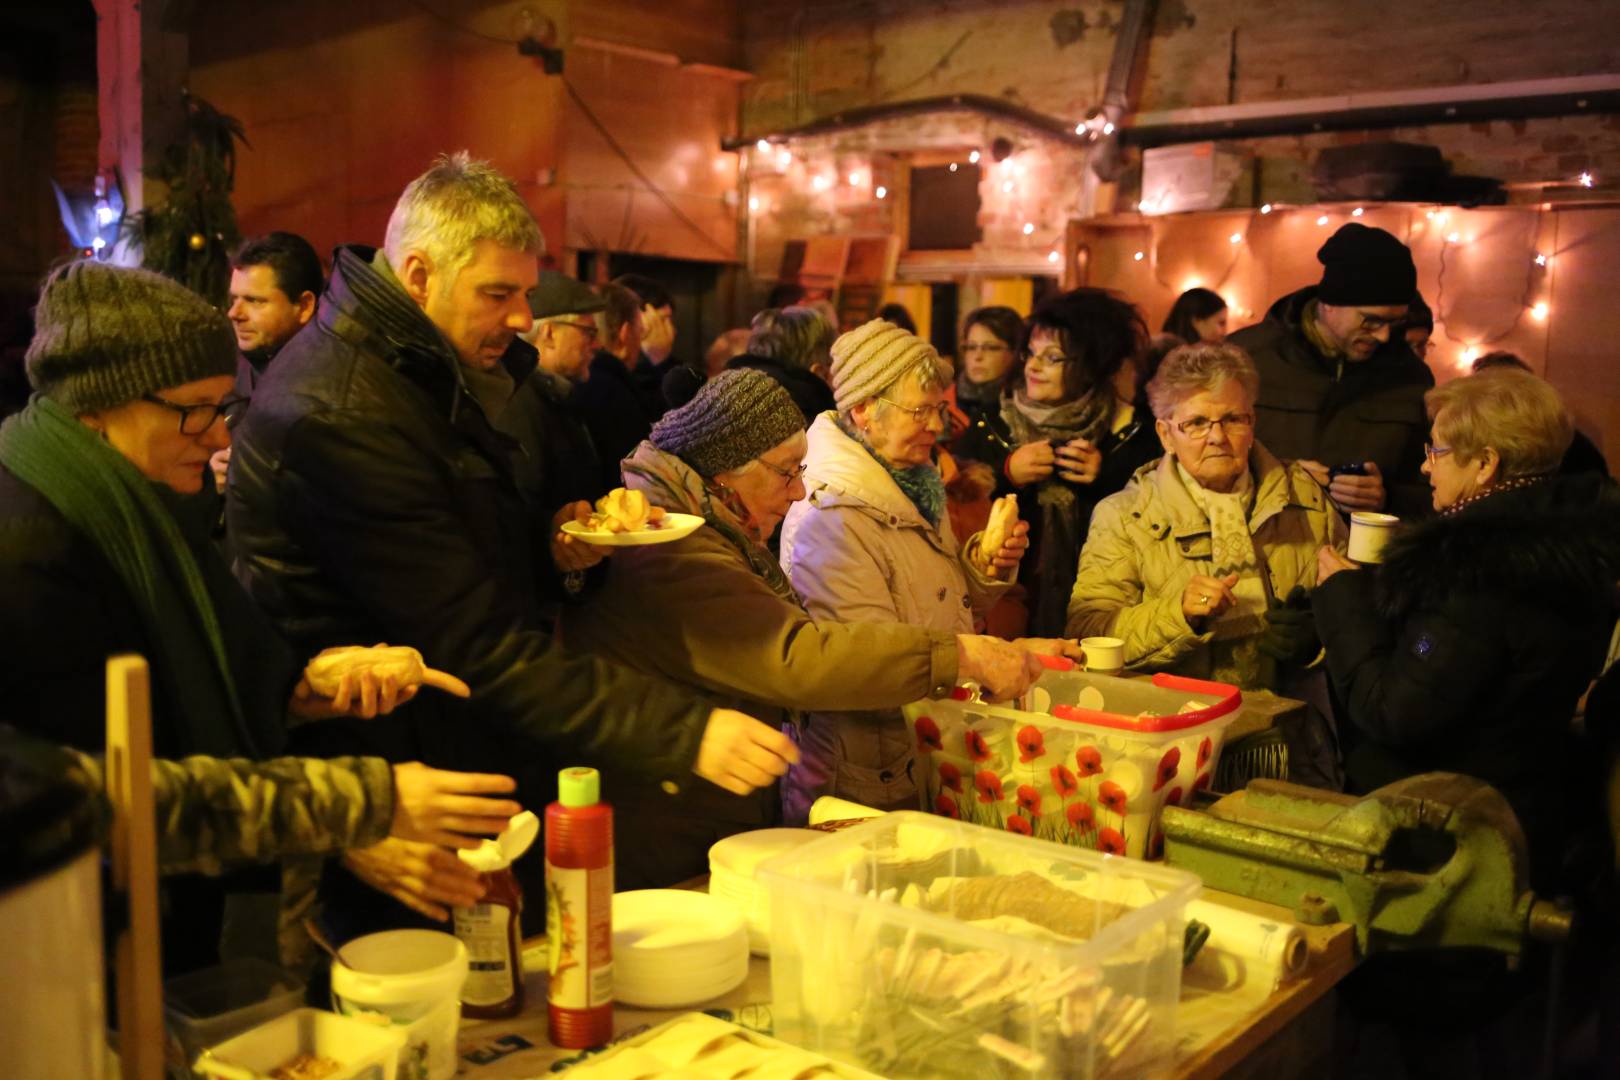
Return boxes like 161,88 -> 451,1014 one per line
545,766 -> 614,1048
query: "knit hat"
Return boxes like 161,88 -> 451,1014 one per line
828,318 -> 946,412
25,260 -> 236,413
529,270 -> 606,319
1316,223 -> 1417,307
650,368 -> 805,477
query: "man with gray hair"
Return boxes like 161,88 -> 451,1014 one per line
228,152 -> 796,921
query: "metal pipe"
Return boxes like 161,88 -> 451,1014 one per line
1122,74 -> 1620,148
722,93 -> 1091,152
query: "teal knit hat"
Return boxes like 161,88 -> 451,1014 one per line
25,261 -> 237,413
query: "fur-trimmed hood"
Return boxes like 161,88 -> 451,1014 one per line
1376,472 -> 1620,620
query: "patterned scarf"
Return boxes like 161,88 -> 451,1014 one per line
835,415 -> 947,527
999,386 -> 1116,447
1441,474 -> 1547,517
1176,460 -> 1270,686
955,372 -> 1004,410
620,440 -> 803,607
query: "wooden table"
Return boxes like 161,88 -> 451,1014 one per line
453,889 -> 1356,1079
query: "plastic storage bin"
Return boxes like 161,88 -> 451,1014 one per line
165,958 -> 307,1066
904,668 -> 1242,858
759,812 -> 1201,1079
194,1007 -> 405,1080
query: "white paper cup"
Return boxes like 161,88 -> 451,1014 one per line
1080,636 -> 1125,673
1347,512 -> 1400,563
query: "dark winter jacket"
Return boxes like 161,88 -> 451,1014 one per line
494,354 -> 609,605
725,353 -> 836,425
225,245 -> 714,785
1313,472 -> 1620,888
953,404 -> 1163,636
572,350 -> 654,490
0,467 -> 299,759
1228,286 -> 1434,518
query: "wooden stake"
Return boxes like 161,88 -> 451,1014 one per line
105,654 -> 163,1080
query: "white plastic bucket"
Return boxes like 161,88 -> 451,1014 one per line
331,930 -> 467,1080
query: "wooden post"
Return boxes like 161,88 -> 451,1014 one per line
105,654 -> 163,1080
92,0 -> 188,218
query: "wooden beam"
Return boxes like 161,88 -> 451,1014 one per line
93,0 -> 189,214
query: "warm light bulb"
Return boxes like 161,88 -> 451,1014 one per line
1229,232 -> 1242,244
1534,253 -> 1550,267
1183,278 -> 1202,291
1075,123 -> 1086,135
748,196 -> 760,212
949,162 -> 959,172
812,174 -> 830,191
1133,251 -> 1145,261
849,171 -> 862,186
1579,171 -> 1595,188
1260,203 -> 1273,214
1446,231 -> 1461,243
1436,211 -> 1450,225
755,139 -> 770,153
1461,346 -> 1479,363
1352,207 -> 1364,217
1022,223 -> 1035,235
875,186 -> 887,200
777,149 -> 792,169
1316,215 -> 1329,226
1001,180 -> 1015,194
1047,251 -> 1060,264
1532,302 -> 1549,321
1426,209 -> 1436,220
1103,122 -> 1115,135
969,150 -> 981,164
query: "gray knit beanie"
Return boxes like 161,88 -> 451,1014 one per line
25,260 -> 237,413
828,318 -> 946,412
650,368 -> 806,477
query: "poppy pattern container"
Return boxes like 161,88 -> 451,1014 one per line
905,672 -> 1242,859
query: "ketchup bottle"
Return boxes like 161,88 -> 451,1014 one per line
545,767 -> 614,1048
454,809 -> 538,1019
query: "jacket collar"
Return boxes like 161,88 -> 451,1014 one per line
1144,440 -> 1320,539
801,411 -> 933,532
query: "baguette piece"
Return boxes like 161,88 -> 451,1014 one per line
978,493 -> 1019,570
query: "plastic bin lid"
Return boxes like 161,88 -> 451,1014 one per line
0,727 -> 103,894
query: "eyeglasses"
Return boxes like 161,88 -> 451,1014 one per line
1353,311 -> 1406,333
142,393 -> 248,434
559,320 -> 599,339
1424,442 -> 1454,464
1024,350 -> 1078,369
876,397 -> 950,425
1173,412 -> 1255,440
757,458 -> 808,483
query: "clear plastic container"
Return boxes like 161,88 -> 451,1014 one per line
164,958 -> 306,1066
759,812 -> 1200,1079
193,1007 -> 405,1080
904,669 -> 1242,858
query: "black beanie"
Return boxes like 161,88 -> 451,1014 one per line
1316,224 -> 1417,307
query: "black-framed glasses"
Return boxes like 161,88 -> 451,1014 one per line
1353,311 -> 1405,333
142,393 -> 248,434
1173,412 -> 1254,440
757,458 -> 808,483
876,397 -> 949,425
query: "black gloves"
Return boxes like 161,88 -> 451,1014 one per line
1257,585 -> 1320,667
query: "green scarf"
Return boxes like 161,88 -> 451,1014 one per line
0,396 -> 266,757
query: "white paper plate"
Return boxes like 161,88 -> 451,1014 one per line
560,512 -> 704,547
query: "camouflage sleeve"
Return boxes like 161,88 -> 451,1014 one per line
64,750 -> 395,875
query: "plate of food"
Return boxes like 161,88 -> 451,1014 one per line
561,488 -> 705,546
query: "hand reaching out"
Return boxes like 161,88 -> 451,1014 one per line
693,708 -> 800,796
342,837 -> 485,921
389,762 -> 521,849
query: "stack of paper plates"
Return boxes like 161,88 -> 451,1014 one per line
612,890 -> 749,1008
707,829 -> 823,956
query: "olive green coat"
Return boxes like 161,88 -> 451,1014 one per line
1066,443 -> 1348,680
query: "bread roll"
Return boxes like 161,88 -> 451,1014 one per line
980,494 -> 1019,568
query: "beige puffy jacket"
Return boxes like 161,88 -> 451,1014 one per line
1066,442 -> 1347,680
779,412 -> 1011,820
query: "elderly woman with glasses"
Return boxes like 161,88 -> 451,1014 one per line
776,319 -> 1079,821
955,288 -> 1165,636
1068,343 -> 1347,690
563,367 -> 1045,886
1312,369 -> 1620,888
0,262 -> 504,971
